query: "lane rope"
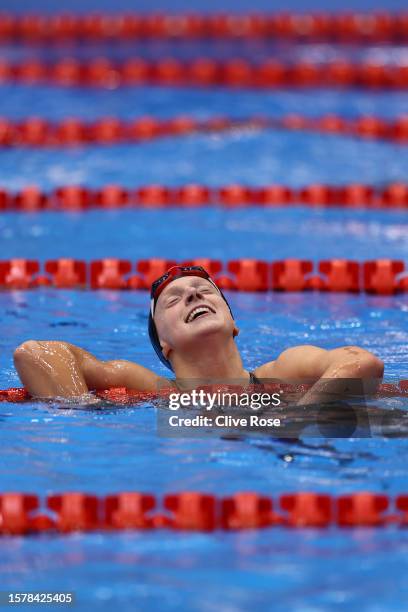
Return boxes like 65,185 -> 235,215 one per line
3,10 -> 407,541
0,12 -> 407,44
1,114 -> 408,147
1,59 -> 408,89
0,258 -> 407,294
1,490 -> 408,534
1,183 -> 408,211
1,381 -> 407,404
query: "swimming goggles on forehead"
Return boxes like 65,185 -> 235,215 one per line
151,265 -> 212,303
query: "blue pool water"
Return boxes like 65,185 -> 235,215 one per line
1,289 -> 408,610
1,289 -> 408,611
1,0 -> 408,609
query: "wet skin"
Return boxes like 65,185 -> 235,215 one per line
13,276 -> 384,399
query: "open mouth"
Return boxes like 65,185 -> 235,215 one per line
185,304 -> 215,323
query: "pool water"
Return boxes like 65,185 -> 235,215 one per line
0,1 -> 408,610
1,289 -> 408,610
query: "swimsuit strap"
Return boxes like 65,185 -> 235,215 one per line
170,371 -> 263,389
169,378 -> 182,391
249,371 -> 263,386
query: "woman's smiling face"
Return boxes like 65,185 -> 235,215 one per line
153,276 -> 236,361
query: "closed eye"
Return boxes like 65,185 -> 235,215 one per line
166,296 -> 181,307
199,286 -> 214,293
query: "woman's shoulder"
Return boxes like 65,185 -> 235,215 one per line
252,361 -> 277,379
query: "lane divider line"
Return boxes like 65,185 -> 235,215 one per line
1,381 -> 407,404
0,114 -> 408,148
1,182 -> 408,211
0,114 -> 408,147
0,258 -> 407,294
1,59 -> 408,89
0,12 -> 407,44
0,491 -> 408,534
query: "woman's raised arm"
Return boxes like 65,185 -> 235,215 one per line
13,340 -> 163,398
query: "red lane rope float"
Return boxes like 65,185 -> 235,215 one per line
1,490 -> 408,534
1,12 -> 408,43
1,59 -> 408,90
1,380 -> 407,404
1,115 -> 408,148
2,183 -> 408,212
0,258 -> 407,294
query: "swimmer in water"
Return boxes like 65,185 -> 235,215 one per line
13,265 -> 384,401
